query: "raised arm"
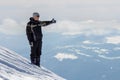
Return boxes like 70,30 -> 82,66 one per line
41,18 -> 56,27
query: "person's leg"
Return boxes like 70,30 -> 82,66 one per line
36,41 -> 42,67
30,42 -> 37,64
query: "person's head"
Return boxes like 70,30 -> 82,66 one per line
33,12 -> 40,21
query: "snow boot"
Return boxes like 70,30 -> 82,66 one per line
36,57 -> 40,67
31,57 -> 36,65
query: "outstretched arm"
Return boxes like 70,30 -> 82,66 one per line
41,18 -> 56,27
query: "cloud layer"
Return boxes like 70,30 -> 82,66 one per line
45,20 -> 120,36
0,18 -> 120,37
0,19 -> 24,35
0,0 -> 120,36
106,36 -> 120,44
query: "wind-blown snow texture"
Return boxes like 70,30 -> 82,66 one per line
0,46 -> 65,80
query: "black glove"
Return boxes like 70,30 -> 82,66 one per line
51,18 -> 56,23
29,42 -> 33,47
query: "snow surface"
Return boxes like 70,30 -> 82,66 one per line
0,46 -> 65,80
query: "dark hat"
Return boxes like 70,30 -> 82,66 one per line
33,12 -> 40,17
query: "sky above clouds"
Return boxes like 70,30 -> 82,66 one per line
0,0 -> 120,20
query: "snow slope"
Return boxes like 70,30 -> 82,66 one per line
0,46 -> 65,80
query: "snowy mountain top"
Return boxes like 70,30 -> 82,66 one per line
0,46 -> 65,80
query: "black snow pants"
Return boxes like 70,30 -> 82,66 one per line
30,41 -> 42,66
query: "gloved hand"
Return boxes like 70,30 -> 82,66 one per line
51,18 -> 56,23
30,42 -> 33,47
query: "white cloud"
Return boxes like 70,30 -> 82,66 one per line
0,19 -> 24,35
1,19 -> 120,36
106,36 -> 120,44
62,32 -> 83,36
82,40 -> 101,45
45,20 -> 120,36
98,55 -> 120,60
74,49 -> 92,57
80,45 -> 109,54
81,45 -> 100,50
82,40 -> 93,44
93,49 -> 109,54
54,53 -> 78,61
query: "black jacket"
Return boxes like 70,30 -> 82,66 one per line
26,17 -> 53,43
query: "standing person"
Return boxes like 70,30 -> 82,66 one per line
26,12 -> 56,67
